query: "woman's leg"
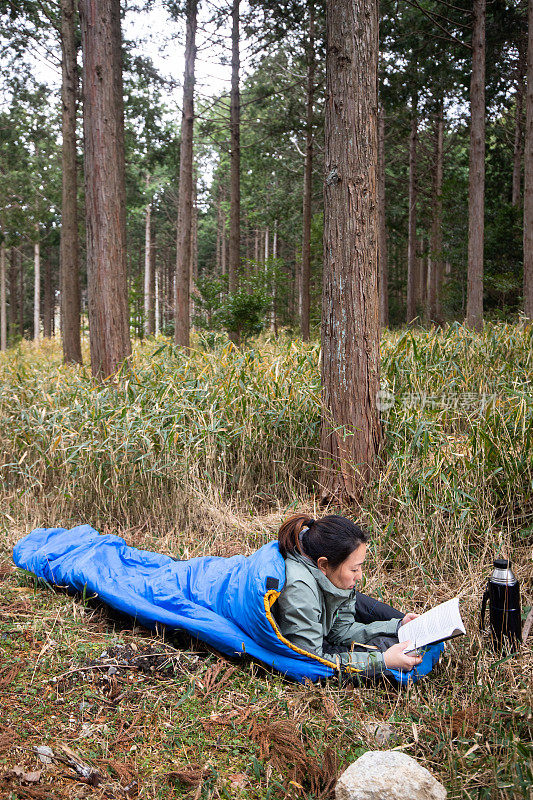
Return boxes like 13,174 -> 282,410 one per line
354,592 -> 403,623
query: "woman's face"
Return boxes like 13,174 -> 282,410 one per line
317,543 -> 367,590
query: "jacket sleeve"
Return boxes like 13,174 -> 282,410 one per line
275,581 -> 392,674
327,599 -> 401,647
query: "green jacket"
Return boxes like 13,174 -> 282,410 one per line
274,551 -> 400,673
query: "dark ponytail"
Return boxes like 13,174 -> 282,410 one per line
278,514 -> 369,567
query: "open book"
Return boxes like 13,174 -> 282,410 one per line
398,597 -> 466,653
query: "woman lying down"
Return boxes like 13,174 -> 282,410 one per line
274,514 -> 423,675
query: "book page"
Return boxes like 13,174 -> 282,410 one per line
398,597 -> 465,652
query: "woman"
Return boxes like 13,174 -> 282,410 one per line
274,514 -> 423,675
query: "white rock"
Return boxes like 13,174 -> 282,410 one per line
34,745 -> 54,764
361,722 -> 395,746
335,751 -> 447,800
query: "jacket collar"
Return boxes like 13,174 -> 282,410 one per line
288,550 -> 354,599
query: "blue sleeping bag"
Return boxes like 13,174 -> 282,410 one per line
12,526 -> 443,684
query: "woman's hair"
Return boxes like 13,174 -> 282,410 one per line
277,513 -> 369,568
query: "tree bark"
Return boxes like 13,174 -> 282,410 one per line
43,258 -> 53,338
60,0 -> 82,364
19,249 -> 24,337
512,42 -> 526,207
174,0 -> 197,347
0,240 -> 6,351
33,239 -> 40,342
155,254 -> 160,336
319,0 -> 381,503
428,105 -> 444,323
9,247 -> 17,341
144,175 -> 154,336
377,105 -> 388,328
525,0 -> 533,319
418,235 -> 426,315
301,0 -> 315,341
216,188 -> 222,272
406,99 -> 418,324
466,0 -> 486,330
228,0 -> 240,298
79,0 -> 132,378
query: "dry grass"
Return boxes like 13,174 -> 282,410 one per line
0,324 -> 532,798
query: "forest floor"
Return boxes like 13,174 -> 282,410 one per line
0,328 -> 532,799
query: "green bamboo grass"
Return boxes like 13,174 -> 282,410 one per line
0,323 -> 531,570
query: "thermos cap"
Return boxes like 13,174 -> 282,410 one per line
494,558 -> 510,569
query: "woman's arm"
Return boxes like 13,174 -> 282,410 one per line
275,581 -> 390,673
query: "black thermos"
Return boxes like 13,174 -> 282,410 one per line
480,558 -> 522,653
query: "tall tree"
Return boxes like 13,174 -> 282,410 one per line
228,0 -> 241,298
406,93 -> 419,323
428,103 -> 444,323
9,247 -> 18,342
466,0 -> 486,330
0,238 -> 6,351
525,0 -> 533,319
300,0 -> 315,341
43,258 -> 53,337
60,0 -> 82,364
377,105 -> 388,327
319,0 -> 381,502
79,0 -> 131,378
174,0 -> 197,347
33,223 -> 40,341
144,174 -> 154,336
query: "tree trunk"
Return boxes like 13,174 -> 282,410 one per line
525,0 -> 533,319
418,235 -> 426,315
9,247 -> 17,341
377,105 -> 388,327
301,0 -> 315,341
149,227 -> 156,334
43,258 -> 53,338
228,0 -> 240,298
19,250 -> 24,337
189,177 -> 198,320
174,0 -> 197,347
60,0 -> 82,364
79,0 -> 132,378
319,0 -> 381,503
144,175 -> 153,336
33,239 -> 40,342
155,255 -> 160,336
221,207 -> 227,276
466,0 -> 486,331
216,189 -> 222,272
406,99 -> 418,324
272,220 -> 278,331
0,240 -> 6,351
512,42 -> 526,207
428,105 -> 444,323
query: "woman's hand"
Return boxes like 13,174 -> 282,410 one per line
383,641 -> 423,671
400,612 -> 419,626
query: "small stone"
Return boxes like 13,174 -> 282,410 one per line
335,751 -> 447,800
79,701 -> 92,711
107,666 -> 118,676
100,651 -> 108,659
361,722 -> 395,746
34,745 -> 54,764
